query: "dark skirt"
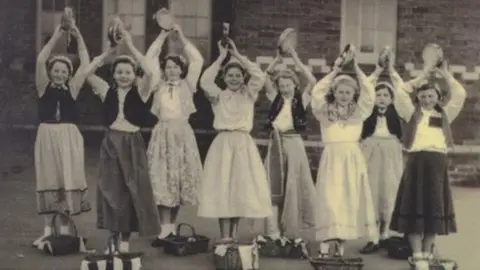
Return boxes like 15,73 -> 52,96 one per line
97,129 -> 161,236
389,151 -> 457,235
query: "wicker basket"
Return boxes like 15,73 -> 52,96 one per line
214,242 -> 259,270
309,257 -> 364,270
407,257 -> 458,270
163,223 -> 210,256
257,237 -> 309,259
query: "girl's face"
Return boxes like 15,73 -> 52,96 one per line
113,63 -> 136,88
375,88 -> 392,108
417,88 -> 439,110
334,84 -> 355,106
224,67 -> 244,91
164,59 -> 182,81
277,77 -> 296,97
49,61 -> 70,85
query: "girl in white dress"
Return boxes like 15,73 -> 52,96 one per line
144,25 -> 204,246
197,39 -> 272,243
311,46 -> 378,257
33,24 -> 91,247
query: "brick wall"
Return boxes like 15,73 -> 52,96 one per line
1,0 -> 480,182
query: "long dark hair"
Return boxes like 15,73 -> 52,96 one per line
361,82 -> 403,140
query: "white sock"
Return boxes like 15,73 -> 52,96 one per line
43,226 -> 53,236
379,232 -> 389,240
118,241 -> 129,253
413,252 -> 423,259
59,225 -> 69,235
169,224 -> 176,235
320,242 -> 330,254
157,224 -> 170,239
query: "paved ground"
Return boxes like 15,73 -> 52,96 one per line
0,129 -> 479,270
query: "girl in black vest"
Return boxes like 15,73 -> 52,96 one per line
33,23 -> 91,247
359,56 -> 404,254
85,29 -> 160,253
388,56 -> 466,268
258,47 -> 317,246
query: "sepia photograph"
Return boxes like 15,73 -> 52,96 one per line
0,0 -> 479,269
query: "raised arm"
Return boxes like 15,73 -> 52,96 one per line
122,30 -> 154,102
145,29 -> 169,84
353,60 -> 376,120
227,39 -> 265,101
199,41 -> 227,104
289,48 -> 316,109
36,25 -> 63,96
367,65 -> 383,86
86,75 -> 110,103
310,67 -> 340,120
264,53 -> 282,102
68,26 -> 91,99
173,25 -> 204,92
388,63 -> 415,121
83,48 -> 115,102
437,62 -> 467,122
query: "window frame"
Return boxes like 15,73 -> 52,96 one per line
101,0 -> 148,56
167,0 -> 212,60
340,0 -> 398,64
36,0 -> 79,55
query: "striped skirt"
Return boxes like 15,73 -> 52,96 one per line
35,123 -> 90,215
360,136 -> 403,223
264,130 -> 316,235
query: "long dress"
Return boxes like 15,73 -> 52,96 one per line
197,56 -> 272,218
311,72 -> 378,241
147,42 -> 204,207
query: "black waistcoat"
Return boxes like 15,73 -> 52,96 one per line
266,91 -> 307,132
361,105 -> 403,140
103,86 -> 158,128
38,83 -> 77,123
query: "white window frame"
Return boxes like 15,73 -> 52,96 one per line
340,0 -> 398,64
101,0 -> 147,55
168,0 -> 212,60
36,0 -> 77,55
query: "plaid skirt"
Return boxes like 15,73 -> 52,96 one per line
390,151 -> 457,235
97,129 -> 160,236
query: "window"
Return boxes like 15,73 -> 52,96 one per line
168,0 -> 212,59
340,0 -> 398,63
102,0 -> 146,54
36,0 -> 79,54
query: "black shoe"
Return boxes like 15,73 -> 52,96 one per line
379,238 -> 389,249
151,233 -> 176,247
359,242 -> 380,254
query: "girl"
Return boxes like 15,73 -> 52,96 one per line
33,24 -> 91,247
86,29 -> 160,253
145,25 -> 204,247
359,54 -> 404,254
262,47 -> 316,241
310,46 -> 378,257
389,59 -> 466,268
197,39 -> 272,243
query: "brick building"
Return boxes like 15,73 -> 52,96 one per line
1,0 -> 480,179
